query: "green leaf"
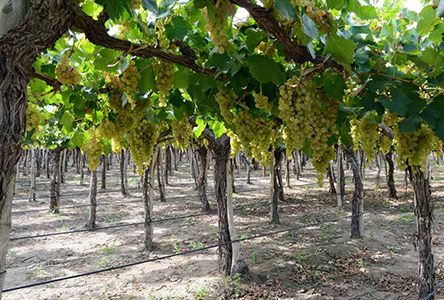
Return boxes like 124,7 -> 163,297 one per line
274,0 -> 296,20
245,29 -> 262,52
94,0 -> 130,19
193,0 -> 211,9
339,123 -> 353,146
247,55 -> 286,85
70,132 -> 85,148
429,22 -> 444,43
194,118 -> 206,138
327,0 -> 345,10
301,138 -> 313,158
398,115 -> 421,133
323,74 -> 346,101
417,5 -> 440,35
323,33 -> 356,65
60,112 -> 74,132
302,14 -> 318,39
137,63 -> 156,94
173,66 -> 190,89
165,16 -> 191,40
142,0 -> 158,13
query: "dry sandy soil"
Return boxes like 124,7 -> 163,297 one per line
4,156 -> 444,300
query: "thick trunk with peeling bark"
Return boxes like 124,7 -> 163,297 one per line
343,146 -> 364,239
0,2 -> 72,294
409,168 -> 435,299
285,151 -> 291,188
327,161 -> 337,195
385,152 -> 398,199
36,148 -> 41,178
87,170 -> 98,230
270,148 -> 284,224
157,146 -> 165,202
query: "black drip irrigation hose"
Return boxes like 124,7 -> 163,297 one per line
2,209 -> 388,293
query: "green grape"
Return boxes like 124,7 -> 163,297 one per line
127,118 -> 159,175
215,88 -> 237,124
394,123 -> 436,172
82,131 -> 103,171
154,59 -> 175,100
350,118 -> 379,164
171,116 -> 193,150
278,76 -> 338,186
254,92 -> 273,113
97,119 -> 116,139
202,3 -> 230,54
121,61 -> 141,107
115,106 -> 135,132
231,110 -> 276,166
105,73 -> 124,111
111,136 -> 124,153
55,56 -> 81,86
26,104 -> 42,138
227,130 -> 241,158
379,134 -> 392,156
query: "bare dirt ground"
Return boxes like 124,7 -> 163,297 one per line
4,156 -> 444,300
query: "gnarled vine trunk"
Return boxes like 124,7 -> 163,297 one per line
336,146 -> 345,207
87,170 -> 98,230
50,147 -> 62,213
120,149 -> 127,196
196,144 -> 210,212
409,167 -> 435,299
385,152 -> 398,199
343,146 -> 364,239
101,155 -> 106,190
0,1 -> 73,296
143,146 -> 159,250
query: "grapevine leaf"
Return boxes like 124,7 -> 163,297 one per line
247,55 -> 286,85
323,33 -> 356,65
421,95 -> 444,140
173,66 -> 190,89
60,112 -> 74,132
327,0 -> 345,10
165,16 -> 191,40
302,14 -> 318,39
245,29 -> 262,52
137,61 -> 156,94
274,0 -> 297,20
301,138 -> 313,158
398,115 -> 421,133
339,123 -> 353,146
102,139 -> 112,155
94,0 -> 130,19
142,0 -> 158,13
323,74 -> 346,101
417,6 -> 440,35
70,132 -> 85,148
194,118 -> 206,138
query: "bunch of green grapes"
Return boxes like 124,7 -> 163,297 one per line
202,3 -> 230,54
215,88 -> 236,124
278,77 -> 317,151
254,92 -> 273,113
104,73 -> 124,111
127,119 -> 159,175
232,110 -> 276,166
154,59 -> 175,100
97,118 -> 118,140
82,131 -> 103,171
55,56 -> 81,86
379,134 -> 392,155
227,130 -> 242,158
393,123 -> 436,171
350,118 -> 379,164
121,61 -> 141,107
278,76 -> 338,185
171,116 -> 193,150
26,104 -> 42,138
111,136 -> 125,153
